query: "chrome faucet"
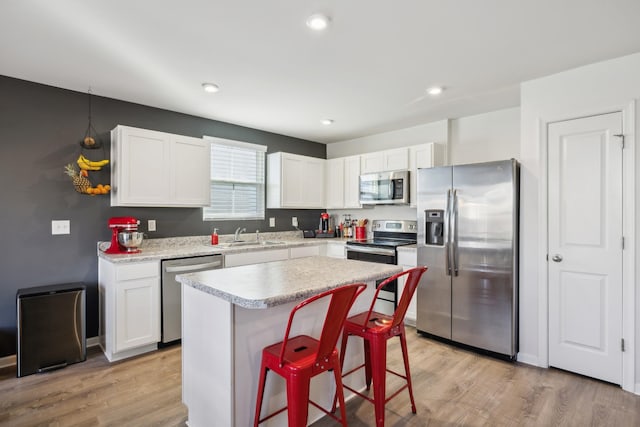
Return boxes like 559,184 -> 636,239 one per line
234,227 -> 246,241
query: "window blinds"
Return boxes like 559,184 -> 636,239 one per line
202,137 -> 266,220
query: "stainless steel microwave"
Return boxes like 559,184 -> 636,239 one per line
359,170 -> 410,205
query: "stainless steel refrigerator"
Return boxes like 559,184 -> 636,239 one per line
416,159 -> 518,358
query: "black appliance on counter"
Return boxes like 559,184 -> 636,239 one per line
346,219 -> 417,315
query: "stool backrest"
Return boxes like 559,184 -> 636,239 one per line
278,283 -> 367,367
362,266 -> 428,329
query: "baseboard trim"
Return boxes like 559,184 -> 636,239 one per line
87,336 -> 100,348
0,336 -> 100,369
516,352 -> 540,367
0,354 -> 16,369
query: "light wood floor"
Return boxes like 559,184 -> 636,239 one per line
1,328 -> 639,426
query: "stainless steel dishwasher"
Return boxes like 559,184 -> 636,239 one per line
161,254 -> 223,345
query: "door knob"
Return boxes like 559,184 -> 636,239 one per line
551,254 -> 563,262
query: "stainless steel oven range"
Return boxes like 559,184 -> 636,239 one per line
346,219 -> 417,315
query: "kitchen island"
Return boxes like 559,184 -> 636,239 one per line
177,256 -> 401,427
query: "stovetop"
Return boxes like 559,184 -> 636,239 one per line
346,219 -> 417,249
347,238 -> 416,248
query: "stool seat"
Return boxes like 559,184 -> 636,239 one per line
262,335 -> 337,374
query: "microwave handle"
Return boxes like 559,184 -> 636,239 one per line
389,178 -> 395,200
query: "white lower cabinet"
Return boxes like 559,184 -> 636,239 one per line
397,249 -> 418,325
224,248 -> 289,267
99,258 -> 160,362
289,245 -> 321,259
323,241 -> 347,259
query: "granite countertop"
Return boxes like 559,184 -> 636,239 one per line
98,231 -> 349,263
177,256 -> 402,309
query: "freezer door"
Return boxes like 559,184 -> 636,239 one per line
451,159 -> 518,356
416,165 -> 452,339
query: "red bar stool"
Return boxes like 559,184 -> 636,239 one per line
337,266 -> 427,427
253,283 -> 367,427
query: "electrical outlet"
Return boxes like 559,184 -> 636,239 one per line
269,217 -> 276,227
292,217 -> 298,227
51,220 -> 70,235
148,219 -> 156,231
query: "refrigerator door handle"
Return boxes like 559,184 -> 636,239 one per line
445,189 -> 452,276
452,189 -> 459,276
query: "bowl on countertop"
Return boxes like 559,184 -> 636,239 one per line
118,231 -> 144,249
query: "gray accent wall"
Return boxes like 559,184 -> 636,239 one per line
0,75 -> 326,357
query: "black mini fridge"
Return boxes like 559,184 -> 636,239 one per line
16,283 -> 86,377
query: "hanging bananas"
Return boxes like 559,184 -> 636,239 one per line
77,154 -> 109,171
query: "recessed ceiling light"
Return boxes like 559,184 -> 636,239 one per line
202,83 -> 219,93
427,86 -> 443,96
306,13 -> 330,31
321,119 -> 334,126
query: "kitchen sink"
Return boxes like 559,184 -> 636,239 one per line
217,240 -> 287,248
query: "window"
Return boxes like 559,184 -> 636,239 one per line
202,136 -> 267,220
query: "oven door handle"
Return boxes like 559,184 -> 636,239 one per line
347,246 -> 396,257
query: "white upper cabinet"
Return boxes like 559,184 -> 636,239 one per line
360,147 -> 409,174
324,155 -> 361,209
409,142 -> 445,207
343,155 -> 361,208
325,158 -> 345,209
110,125 -> 210,207
267,152 -> 324,209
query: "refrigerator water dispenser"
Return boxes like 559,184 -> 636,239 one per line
425,210 -> 444,245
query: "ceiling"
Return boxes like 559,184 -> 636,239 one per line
2,1 -> 640,144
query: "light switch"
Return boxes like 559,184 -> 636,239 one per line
148,219 -> 156,231
52,220 -> 70,235
269,217 -> 276,227
292,217 -> 298,227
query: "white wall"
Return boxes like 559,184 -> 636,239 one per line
326,108 -> 521,226
519,52 -> 639,391
449,107 -> 520,164
326,120 -> 449,159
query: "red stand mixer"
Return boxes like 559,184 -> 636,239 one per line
105,216 -> 143,254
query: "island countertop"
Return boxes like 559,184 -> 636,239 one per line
177,256 -> 401,309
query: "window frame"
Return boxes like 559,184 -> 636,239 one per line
202,136 -> 267,221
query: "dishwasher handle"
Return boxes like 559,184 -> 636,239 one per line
164,260 -> 223,273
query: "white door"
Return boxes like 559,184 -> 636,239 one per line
548,112 -> 623,384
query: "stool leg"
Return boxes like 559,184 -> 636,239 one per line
369,336 -> 387,427
399,328 -> 417,413
286,372 -> 311,427
364,339 -> 372,390
253,361 -> 268,427
332,331 -> 350,413
332,360 -> 349,427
